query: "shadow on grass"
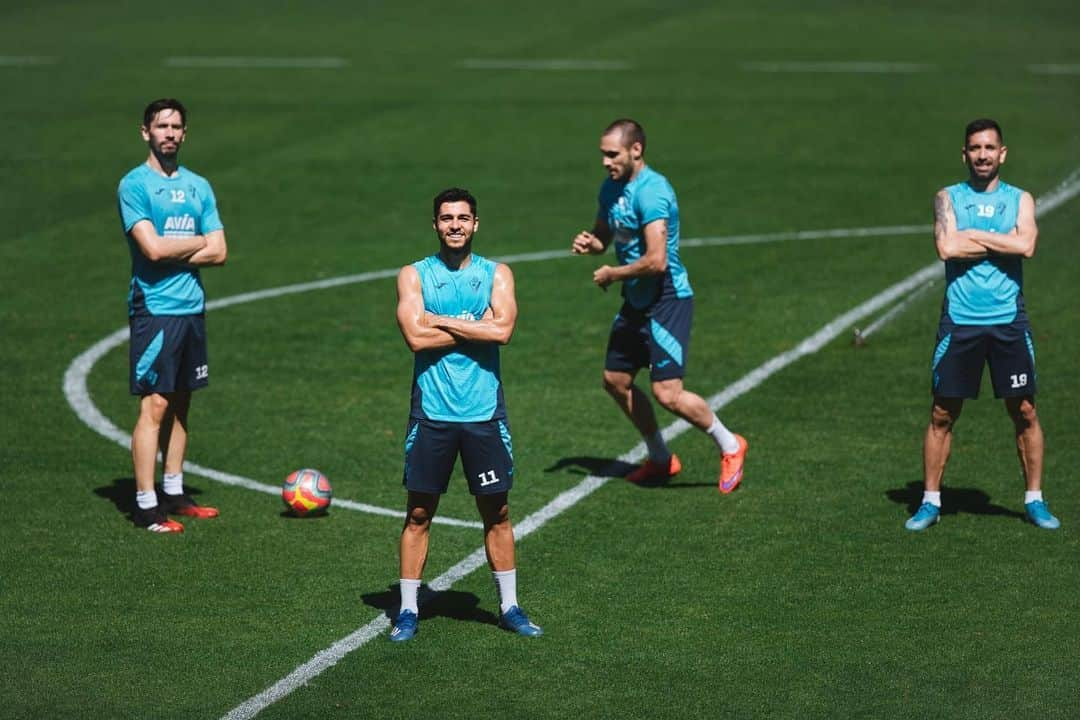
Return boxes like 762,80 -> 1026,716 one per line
93,477 -> 215,522
362,585 -> 497,627
544,455 -> 637,478
886,480 -> 1025,519
543,455 -> 716,489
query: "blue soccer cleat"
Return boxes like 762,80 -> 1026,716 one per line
499,606 -> 543,637
1025,500 -> 1061,530
905,502 -> 940,531
389,610 -> 418,642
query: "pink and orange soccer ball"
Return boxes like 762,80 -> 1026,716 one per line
281,468 -> 333,516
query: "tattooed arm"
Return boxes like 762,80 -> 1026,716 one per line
933,189 -> 989,260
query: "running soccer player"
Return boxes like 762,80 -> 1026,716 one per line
390,188 -> 542,642
118,98 -> 228,533
906,118 -> 1058,531
571,118 -> 747,492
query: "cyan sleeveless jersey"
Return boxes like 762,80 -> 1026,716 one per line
411,254 -> 506,422
597,165 -> 692,310
942,180 -> 1025,325
118,163 -> 224,317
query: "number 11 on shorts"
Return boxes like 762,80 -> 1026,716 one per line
478,469 -> 500,487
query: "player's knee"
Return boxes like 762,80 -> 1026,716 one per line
404,506 -> 433,530
930,400 -> 960,430
139,394 -> 170,423
652,385 -> 681,411
477,497 -> 509,528
1008,398 -> 1038,427
602,371 -> 628,396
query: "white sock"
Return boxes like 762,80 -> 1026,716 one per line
644,431 -> 671,464
1024,491 -> 1043,505
493,569 -> 518,613
923,491 -> 942,507
163,472 -> 183,496
399,578 -> 421,614
708,417 -> 740,455
136,489 -> 158,510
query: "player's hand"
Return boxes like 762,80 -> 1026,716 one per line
593,265 -> 615,291
572,231 -> 603,255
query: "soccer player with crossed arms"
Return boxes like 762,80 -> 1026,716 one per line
390,188 -> 542,641
906,118 -> 1059,532
118,98 -> 228,533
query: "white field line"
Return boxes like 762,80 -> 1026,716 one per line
63,224 -> 923,527
741,61 -> 933,73
220,170 -> 1080,720
164,57 -> 348,69
1028,64 -> 1080,75
219,261 -> 942,720
855,280 -> 936,342
461,58 -> 631,71
0,55 -> 58,66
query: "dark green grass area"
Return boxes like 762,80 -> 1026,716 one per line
2,1 -> 1079,718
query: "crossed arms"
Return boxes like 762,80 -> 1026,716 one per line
396,262 -> 517,353
934,189 -> 1038,261
128,220 -> 228,267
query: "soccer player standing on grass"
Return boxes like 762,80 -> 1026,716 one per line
906,118 -> 1059,532
118,98 -> 227,533
390,188 -> 542,642
571,118 -> 747,492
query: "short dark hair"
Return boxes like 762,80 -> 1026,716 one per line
965,118 -> 1002,145
432,187 -> 477,218
603,118 -> 646,153
143,98 -> 187,128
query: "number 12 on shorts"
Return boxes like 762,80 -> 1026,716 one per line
1010,373 -> 1028,388
478,469 -> 500,487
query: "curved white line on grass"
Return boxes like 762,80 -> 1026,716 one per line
221,172 -> 1080,720
65,223 -> 925,525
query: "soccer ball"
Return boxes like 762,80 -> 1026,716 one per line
281,468 -> 333,516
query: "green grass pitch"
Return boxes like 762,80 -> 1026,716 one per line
2,1 -> 1079,718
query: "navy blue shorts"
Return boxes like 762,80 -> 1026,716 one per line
605,297 -> 693,382
402,418 -> 514,496
129,314 -> 209,396
931,321 -> 1037,399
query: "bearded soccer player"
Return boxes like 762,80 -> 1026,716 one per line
390,188 -> 542,642
906,118 -> 1058,532
571,118 -> 747,493
118,98 -> 228,533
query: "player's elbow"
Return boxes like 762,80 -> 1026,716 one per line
140,242 -> 167,263
1021,236 -> 1037,258
494,326 -> 514,345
